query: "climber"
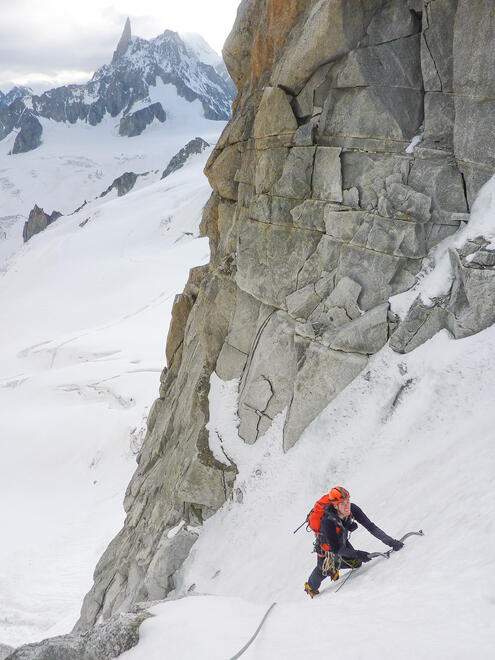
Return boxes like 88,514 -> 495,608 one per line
304,486 -> 404,598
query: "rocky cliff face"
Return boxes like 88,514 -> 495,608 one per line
0,22 -> 235,153
75,0 -> 495,632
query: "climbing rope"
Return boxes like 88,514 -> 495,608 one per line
322,551 -> 341,580
229,601 -> 277,659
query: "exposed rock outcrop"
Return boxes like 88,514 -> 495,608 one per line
161,137 -> 210,178
100,172 -> 145,198
11,113 -> 43,154
390,237 -> 495,353
118,103 -> 166,137
112,17 -> 132,64
6,609 -> 151,659
75,0 -> 495,634
0,86 -> 31,108
23,205 -> 62,242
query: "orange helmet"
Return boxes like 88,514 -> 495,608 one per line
328,486 -> 350,503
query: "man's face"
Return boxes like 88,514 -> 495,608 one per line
334,499 -> 351,518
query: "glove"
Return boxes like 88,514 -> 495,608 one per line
389,539 -> 404,551
356,550 -> 371,562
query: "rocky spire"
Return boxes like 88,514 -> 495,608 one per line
112,17 -> 132,64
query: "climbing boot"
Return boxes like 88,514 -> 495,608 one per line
304,582 -> 319,598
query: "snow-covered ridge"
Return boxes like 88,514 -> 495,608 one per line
181,33 -> 223,68
92,29 -> 232,117
0,85 -> 32,107
0,22 -> 235,154
0,83 -> 226,274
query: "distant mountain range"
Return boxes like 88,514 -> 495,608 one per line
0,19 -> 235,154
0,85 -> 32,107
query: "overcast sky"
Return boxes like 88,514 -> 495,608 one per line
0,0 -> 241,91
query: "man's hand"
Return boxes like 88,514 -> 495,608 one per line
356,550 -> 371,562
389,539 -> 404,551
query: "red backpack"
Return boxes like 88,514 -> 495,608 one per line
307,493 -> 332,535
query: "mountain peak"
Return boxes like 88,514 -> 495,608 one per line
181,32 -> 221,67
112,17 -> 132,64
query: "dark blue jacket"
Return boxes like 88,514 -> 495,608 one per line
319,503 -> 395,558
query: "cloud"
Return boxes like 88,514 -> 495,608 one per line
0,0 -> 240,87
0,1 -> 127,85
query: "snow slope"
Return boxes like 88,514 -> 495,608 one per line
0,83 -> 223,273
119,182 -> 495,659
119,328 -> 495,660
0,142 -> 219,647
